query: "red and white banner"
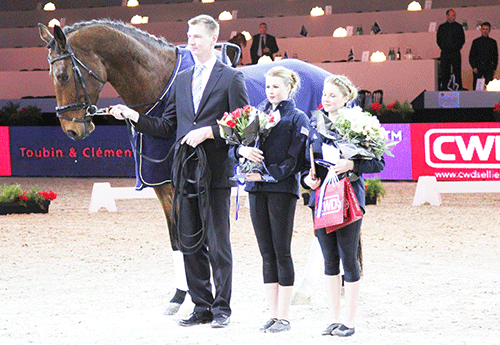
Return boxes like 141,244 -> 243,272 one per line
411,123 -> 500,181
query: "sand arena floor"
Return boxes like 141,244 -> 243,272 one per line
1,177 -> 499,345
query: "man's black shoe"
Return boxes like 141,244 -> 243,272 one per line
211,314 -> 230,328
178,311 -> 213,327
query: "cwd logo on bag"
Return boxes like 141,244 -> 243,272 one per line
321,194 -> 342,215
424,128 -> 500,168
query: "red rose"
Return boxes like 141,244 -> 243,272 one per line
227,120 -> 237,128
18,193 -> 28,201
387,102 -> 396,110
231,108 -> 242,119
371,102 -> 382,114
243,105 -> 253,113
494,103 -> 500,113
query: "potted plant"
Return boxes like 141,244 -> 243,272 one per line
364,178 -> 385,205
370,100 -> 414,123
0,184 -> 57,215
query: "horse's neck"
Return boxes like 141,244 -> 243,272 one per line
73,27 -> 176,107
105,47 -> 176,107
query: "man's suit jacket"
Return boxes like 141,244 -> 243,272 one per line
250,33 -> 279,64
134,59 -> 250,188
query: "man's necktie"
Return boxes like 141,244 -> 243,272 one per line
260,35 -> 265,56
192,64 -> 205,113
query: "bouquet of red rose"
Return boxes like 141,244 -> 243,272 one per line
218,105 -> 280,182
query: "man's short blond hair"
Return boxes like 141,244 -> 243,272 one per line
188,14 -> 220,36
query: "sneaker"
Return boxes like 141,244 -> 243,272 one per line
321,323 -> 342,335
331,324 -> 355,337
259,318 -> 277,332
266,319 -> 291,333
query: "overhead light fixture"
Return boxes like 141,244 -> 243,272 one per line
201,0 -> 215,3
407,1 -> 422,11
130,15 -> 149,24
241,31 -> 252,41
127,0 -> 139,7
333,27 -> 347,37
43,2 -> 56,11
218,11 -> 232,21
310,6 -> 325,17
370,51 -> 387,62
48,18 -> 61,28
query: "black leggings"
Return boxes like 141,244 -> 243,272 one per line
315,218 -> 362,283
249,192 -> 297,286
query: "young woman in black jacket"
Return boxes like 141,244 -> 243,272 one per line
232,66 -> 310,333
302,75 -> 385,337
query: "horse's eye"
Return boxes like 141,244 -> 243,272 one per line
58,74 -> 69,83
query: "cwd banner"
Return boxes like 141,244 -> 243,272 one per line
411,122 -> 500,180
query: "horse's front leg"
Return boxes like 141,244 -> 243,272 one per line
154,183 -> 188,315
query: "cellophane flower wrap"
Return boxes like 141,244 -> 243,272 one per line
312,107 -> 395,160
218,105 -> 280,180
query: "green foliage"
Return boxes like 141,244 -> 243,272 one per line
0,184 -> 46,206
365,178 -> 386,202
0,184 -> 23,203
0,101 -> 43,126
369,100 -> 415,122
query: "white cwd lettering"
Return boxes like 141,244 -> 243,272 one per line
455,135 -> 495,161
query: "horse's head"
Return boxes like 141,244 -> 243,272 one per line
39,24 -> 107,140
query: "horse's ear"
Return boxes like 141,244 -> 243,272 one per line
38,23 -> 53,45
53,25 -> 67,51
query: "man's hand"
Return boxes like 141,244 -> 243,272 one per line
181,126 -> 213,148
107,104 -> 139,122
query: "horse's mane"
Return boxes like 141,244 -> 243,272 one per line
60,19 -> 175,51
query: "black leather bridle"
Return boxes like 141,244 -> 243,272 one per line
48,43 -> 106,126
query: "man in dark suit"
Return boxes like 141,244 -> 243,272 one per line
469,21 -> 498,90
250,22 -> 279,64
108,14 -> 249,328
436,9 -> 466,90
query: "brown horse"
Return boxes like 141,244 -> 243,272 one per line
39,19 -> 182,311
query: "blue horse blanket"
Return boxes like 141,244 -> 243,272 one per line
134,54 -> 332,190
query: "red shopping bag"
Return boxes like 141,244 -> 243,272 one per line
326,178 -> 363,233
314,178 -> 344,230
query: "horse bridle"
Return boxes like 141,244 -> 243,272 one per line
48,42 -> 106,124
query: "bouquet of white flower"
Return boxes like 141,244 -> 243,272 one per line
312,107 -> 395,160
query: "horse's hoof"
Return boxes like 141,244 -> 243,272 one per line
163,302 -> 182,315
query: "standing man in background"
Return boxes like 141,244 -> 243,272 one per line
250,22 -> 279,64
437,9 -> 466,90
469,21 -> 498,90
